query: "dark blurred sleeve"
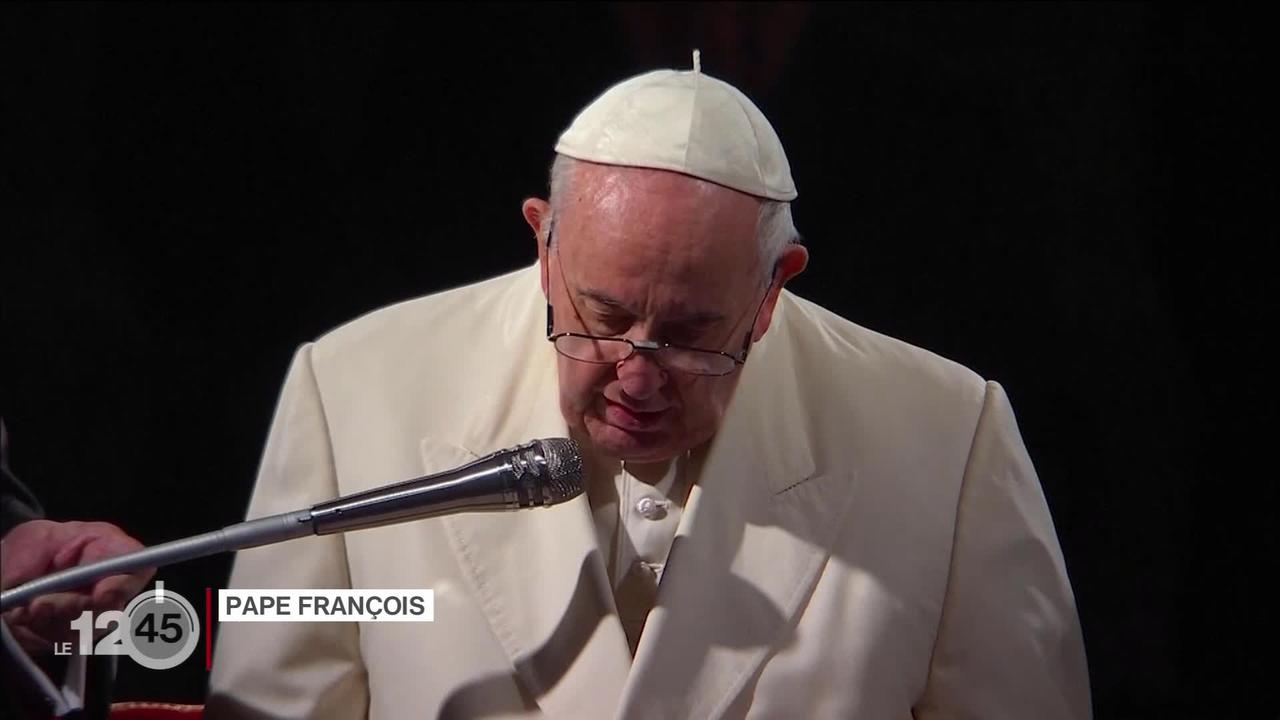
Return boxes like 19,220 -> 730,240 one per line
1,419 -> 46,537
0,418 -> 117,720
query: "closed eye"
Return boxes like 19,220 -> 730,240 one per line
592,314 -> 633,335
662,323 -> 719,346
576,290 -> 725,344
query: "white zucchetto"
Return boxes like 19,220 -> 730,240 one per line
554,50 -> 797,201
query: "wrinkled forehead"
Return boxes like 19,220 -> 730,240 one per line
553,164 -> 764,307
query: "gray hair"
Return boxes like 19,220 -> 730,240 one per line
545,154 -> 799,281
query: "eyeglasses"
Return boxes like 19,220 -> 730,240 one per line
543,227 -> 769,377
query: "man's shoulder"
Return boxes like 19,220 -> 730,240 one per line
777,290 -> 986,398
308,265 -> 540,367
771,291 -> 995,477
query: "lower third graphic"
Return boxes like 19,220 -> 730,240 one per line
61,581 -> 200,670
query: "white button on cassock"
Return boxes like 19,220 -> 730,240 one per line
635,496 -> 666,520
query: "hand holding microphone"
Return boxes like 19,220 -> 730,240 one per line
1,520 -> 155,653
0,437 -> 583,718
0,437 -> 584,613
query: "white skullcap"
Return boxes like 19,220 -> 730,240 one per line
554,51 -> 797,201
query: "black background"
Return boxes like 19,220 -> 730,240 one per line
1,3 -> 1273,718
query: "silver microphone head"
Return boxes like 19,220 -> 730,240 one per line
534,437 -> 584,505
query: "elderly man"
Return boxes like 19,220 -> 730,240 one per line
208,63 -> 1090,719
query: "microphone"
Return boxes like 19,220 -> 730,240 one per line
309,436 -> 584,533
0,438 -> 583,611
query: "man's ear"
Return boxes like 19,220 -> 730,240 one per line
752,243 -> 810,342
522,198 -> 552,296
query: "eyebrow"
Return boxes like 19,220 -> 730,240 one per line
578,289 -> 725,326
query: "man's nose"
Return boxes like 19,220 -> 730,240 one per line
616,350 -> 668,400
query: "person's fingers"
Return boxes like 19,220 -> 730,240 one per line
0,520 -> 59,588
26,591 -> 90,626
77,524 -> 155,610
3,605 -> 29,626
80,521 -> 145,557
18,591 -> 89,648
51,521 -> 147,574
49,534 -> 94,570
3,602 -> 62,653
8,520 -> 150,596
1,520 -> 153,657
50,522 -> 104,570
6,620 -> 52,654
90,571 -> 153,613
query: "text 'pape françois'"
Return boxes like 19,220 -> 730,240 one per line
219,589 -> 434,622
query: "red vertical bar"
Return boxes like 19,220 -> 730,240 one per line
205,587 -> 213,670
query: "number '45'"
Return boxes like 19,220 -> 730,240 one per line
136,611 -> 183,642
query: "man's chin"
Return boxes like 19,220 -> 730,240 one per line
584,419 -> 680,462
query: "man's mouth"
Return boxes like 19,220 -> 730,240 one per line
603,399 -> 669,431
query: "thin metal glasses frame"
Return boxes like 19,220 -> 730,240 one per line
542,226 -> 769,377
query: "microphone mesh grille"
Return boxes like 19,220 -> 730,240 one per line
537,438 -> 584,503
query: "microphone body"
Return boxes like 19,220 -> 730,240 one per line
309,437 -> 581,534
0,438 -> 582,611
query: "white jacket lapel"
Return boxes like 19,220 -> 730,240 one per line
617,306 -> 860,719
425,273 -> 633,718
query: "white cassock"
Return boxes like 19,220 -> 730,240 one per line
206,264 -> 1091,719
